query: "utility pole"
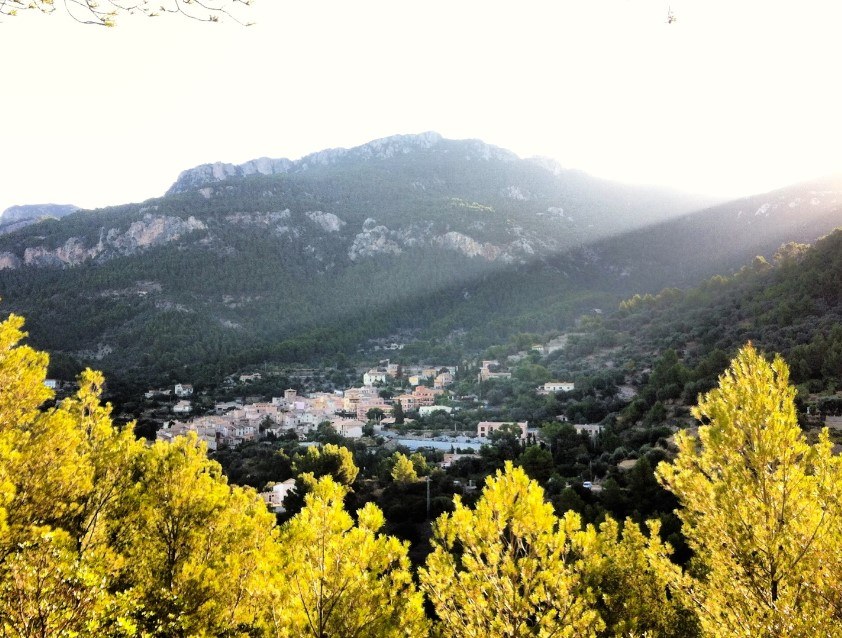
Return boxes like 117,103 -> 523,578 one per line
426,475 -> 431,519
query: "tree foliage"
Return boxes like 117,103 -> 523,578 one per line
420,462 -> 603,637
390,452 -> 419,484
657,343 -> 842,637
262,476 -> 429,637
8,304 -> 842,637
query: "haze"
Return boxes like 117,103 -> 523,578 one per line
2,0 -> 841,213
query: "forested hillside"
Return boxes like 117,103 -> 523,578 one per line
0,133 -> 840,394
543,228 -> 842,433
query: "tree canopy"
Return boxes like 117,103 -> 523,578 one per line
657,343 -> 842,637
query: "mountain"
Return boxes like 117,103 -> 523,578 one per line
0,132 -> 838,393
0,203 -> 78,235
571,173 -> 842,293
544,227 -> 842,429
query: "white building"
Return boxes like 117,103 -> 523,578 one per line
333,418 -> 365,438
418,405 -> 453,417
259,479 -> 297,513
363,369 -> 388,386
172,400 -> 192,415
476,421 -> 528,441
542,381 -> 575,393
574,423 -> 604,438
174,383 -> 194,397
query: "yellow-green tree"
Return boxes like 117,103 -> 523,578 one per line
106,433 -> 277,637
0,313 -> 142,637
574,518 -> 699,638
656,344 -> 842,637
0,311 -> 278,637
390,452 -> 419,484
263,476 -> 429,637
420,462 -> 603,637
292,443 -> 359,486
284,443 -> 360,514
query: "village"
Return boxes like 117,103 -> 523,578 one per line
152,359 -> 591,452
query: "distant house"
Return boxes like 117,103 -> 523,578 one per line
478,360 -> 512,382
174,383 -> 194,397
43,379 -> 58,390
542,381 -> 575,393
434,372 -> 454,388
573,423 -> 603,439
418,405 -> 453,417
476,421 -> 528,441
239,373 -> 262,382
356,398 -> 392,421
333,418 -> 366,438
172,400 -> 192,415
440,452 -> 480,468
259,479 -> 297,513
396,393 -> 420,412
398,385 -> 444,411
363,369 -> 388,386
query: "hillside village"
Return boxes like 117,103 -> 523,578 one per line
154,361 -> 546,448
152,358 -> 585,454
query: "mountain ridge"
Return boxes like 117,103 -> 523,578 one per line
0,203 -> 79,236
0,133 -> 838,393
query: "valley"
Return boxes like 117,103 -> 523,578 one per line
4,134 -> 842,637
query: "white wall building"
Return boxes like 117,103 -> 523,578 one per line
543,381 -> 575,393
259,479 -> 297,513
476,421 -> 528,440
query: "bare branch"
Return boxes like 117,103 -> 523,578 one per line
0,0 -> 254,25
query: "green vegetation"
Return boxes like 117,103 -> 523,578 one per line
4,311 -> 841,636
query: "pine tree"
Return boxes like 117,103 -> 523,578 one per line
263,476 -> 429,637
420,462 -> 603,637
656,343 -> 842,637
390,452 -> 418,484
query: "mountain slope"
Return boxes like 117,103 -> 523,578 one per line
572,173 -> 842,293
0,203 -> 78,236
0,133 -> 838,392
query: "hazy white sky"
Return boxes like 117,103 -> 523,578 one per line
2,0 -> 842,213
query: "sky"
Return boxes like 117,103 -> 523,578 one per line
2,0 -> 842,213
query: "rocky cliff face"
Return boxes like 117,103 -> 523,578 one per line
0,214 -> 206,270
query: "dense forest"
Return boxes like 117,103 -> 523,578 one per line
3,301 -> 842,636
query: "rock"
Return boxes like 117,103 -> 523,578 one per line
306,211 -> 345,233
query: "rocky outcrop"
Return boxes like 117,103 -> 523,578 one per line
0,252 -> 21,270
1,204 -> 78,224
348,219 -> 403,261
24,237 -> 95,267
434,231 -> 502,261
306,211 -> 345,232
105,215 -> 206,253
167,158 -> 294,195
4,215 -> 206,269
224,210 -> 291,225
